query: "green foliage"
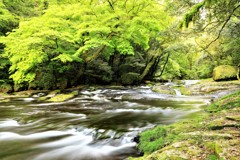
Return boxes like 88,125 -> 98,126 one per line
197,64 -> 214,79
85,59 -> 113,84
2,0 -> 45,18
160,58 -> 181,80
2,1 -> 170,88
0,1 -> 17,35
2,3 -> 82,85
1,0 -> 237,88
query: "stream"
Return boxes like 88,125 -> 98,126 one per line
0,85 -> 211,160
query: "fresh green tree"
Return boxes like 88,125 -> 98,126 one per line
2,0 -> 171,89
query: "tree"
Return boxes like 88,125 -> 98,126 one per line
180,0 -> 240,49
1,0 -> 171,89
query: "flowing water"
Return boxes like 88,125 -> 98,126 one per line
0,86 -> 210,160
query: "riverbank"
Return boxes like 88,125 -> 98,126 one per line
152,79 -> 240,96
130,85 -> 240,159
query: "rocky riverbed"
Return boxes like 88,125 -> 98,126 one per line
131,80 -> 240,160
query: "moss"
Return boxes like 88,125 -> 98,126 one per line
172,86 -> 192,95
137,115 -> 207,154
133,90 -> 240,160
206,90 -> 240,112
152,85 -> 175,95
213,65 -> 238,81
226,115 -> 240,121
214,143 -> 223,157
49,90 -> 61,95
121,72 -> 140,85
206,154 -> 218,160
38,96 -> 48,101
138,126 -> 169,153
48,92 -> 76,102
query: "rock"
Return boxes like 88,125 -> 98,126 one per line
121,72 -> 140,85
152,85 -> 175,95
213,65 -> 238,81
213,140 -> 240,159
119,62 -> 145,75
48,92 -> 76,102
226,115 -> 240,121
183,131 -> 232,139
145,141 -> 204,160
208,117 -> 239,130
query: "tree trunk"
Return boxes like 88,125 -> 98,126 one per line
139,55 -> 158,81
237,67 -> 240,80
158,52 -> 170,78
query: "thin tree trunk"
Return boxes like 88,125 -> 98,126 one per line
158,52 -> 170,77
85,32 -> 115,63
237,67 -> 240,80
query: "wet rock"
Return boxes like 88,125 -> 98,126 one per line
152,85 -> 175,95
133,135 -> 140,143
213,65 -> 238,81
48,92 -> 76,102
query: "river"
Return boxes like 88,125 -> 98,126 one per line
0,85 -> 210,160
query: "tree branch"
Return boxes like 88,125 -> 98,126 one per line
203,4 -> 240,50
107,0 -> 114,11
85,32 -> 115,63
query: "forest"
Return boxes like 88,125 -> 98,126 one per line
0,1 -> 239,160
0,0 -> 239,92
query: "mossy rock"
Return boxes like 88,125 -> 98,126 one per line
213,65 -> 238,81
132,90 -> 240,160
48,92 -> 76,102
144,141 -> 204,160
119,62 -> 145,75
38,90 -> 72,102
172,86 -> 192,95
121,72 -> 140,85
152,85 -> 175,95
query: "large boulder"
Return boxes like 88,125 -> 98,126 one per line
121,72 -> 140,85
213,65 -> 238,81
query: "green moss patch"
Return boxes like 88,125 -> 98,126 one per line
213,65 -> 238,81
48,92 -> 77,102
